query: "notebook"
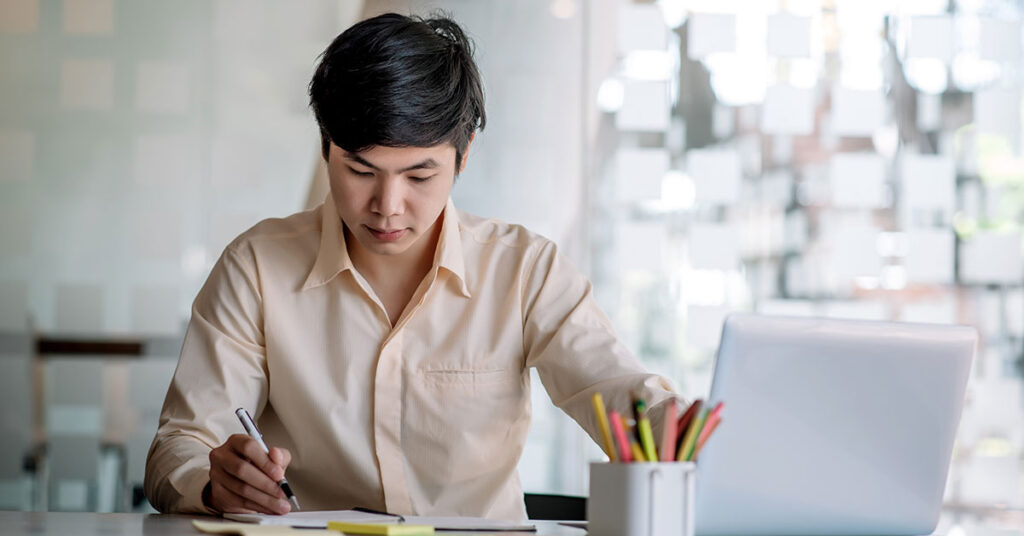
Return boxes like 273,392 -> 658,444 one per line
222,510 -> 536,532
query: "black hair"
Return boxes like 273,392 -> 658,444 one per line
308,12 -> 486,170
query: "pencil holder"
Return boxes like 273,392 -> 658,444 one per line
587,461 -> 696,536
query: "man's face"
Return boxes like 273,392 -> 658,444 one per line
327,142 -> 462,258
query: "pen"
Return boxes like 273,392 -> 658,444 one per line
352,506 -> 407,523
235,408 -> 301,511
591,393 -> 618,462
635,399 -> 658,462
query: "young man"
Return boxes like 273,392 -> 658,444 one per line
145,13 -> 680,520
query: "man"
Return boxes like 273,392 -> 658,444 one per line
145,12 -> 680,520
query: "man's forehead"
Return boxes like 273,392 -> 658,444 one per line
338,143 -> 455,167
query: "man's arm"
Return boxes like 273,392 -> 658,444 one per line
521,240 -> 685,453
144,244 -> 273,513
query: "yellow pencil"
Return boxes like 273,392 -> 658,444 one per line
635,399 -> 658,462
591,393 -> 617,461
630,440 -> 647,462
678,408 -> 708,461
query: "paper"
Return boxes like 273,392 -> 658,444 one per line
830,87 -> 887,137
904,229 -> 954,284
688,223 -> 739,270
687,13 -> 736,59
688,148 -> 741,205
55,283 -> 104,332
900,153 -> 955,224
906,16 -> 954,61
136,60 -> 191,114
223,510 -> 536,531
616,148 -> 669,202
328,521 -> 433,535
0,129 -> 34,182
193,520 -> 334,535
829,152 -> 888,209
766,13 -> 811,58
959,230 -> 1023,285
916,92 -> 941,131
63,0 -> 114,35
0,0 -> 39,33
616,80 -> 670,131
60,59 -> 114,110
618,4 -> 667,52
761,85 -> 815,135
979,18 -> 1021,62
974,88 -> 1020,143
134,134 -> 202,186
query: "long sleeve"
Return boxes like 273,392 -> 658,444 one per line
144,243 -> 269,513
521,240 -> 684,453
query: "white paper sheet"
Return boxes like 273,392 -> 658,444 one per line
0,129 -> 34,182
904,229 -> 954,284
761,85 -> 815,135
616,147 -> 669,202
974,88 -> 1020,142
689,222 -> 739,270
616,80 -> 670,131
60,59 -> 114,110
766,13 -> 811,58
618,3 -> 668,52
136,60 -> 191,114
63,0 -> 114,35
830,86 -> 887,137
687,13 -> 736,59
906,16 -> 954,61
688,148 -> 741,205
979,18 -> 1021,62
224,510 -> 536,531
829,152 -> 888,209
959,230 -> 1023,285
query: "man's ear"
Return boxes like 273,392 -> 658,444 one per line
458,133 -> 476,174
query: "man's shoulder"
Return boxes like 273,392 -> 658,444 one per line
456,208 -> 553,253
223,205 -> 322,260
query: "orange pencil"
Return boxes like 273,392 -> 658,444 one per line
697,402 -> 724,446
659,402 -> 678,461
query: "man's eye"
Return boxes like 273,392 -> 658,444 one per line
349,167 -> 374,177
409,175 -> 435,183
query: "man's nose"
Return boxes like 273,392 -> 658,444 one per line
373,176 -> 404,217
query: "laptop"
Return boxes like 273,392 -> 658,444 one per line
695,314 -> 976,536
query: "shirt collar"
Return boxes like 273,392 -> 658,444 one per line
301,196 -> 470,299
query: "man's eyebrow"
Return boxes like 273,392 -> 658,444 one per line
343,153 -> 440,173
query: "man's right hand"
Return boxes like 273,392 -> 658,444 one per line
204,433 -> 293,515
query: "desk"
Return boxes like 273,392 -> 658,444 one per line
0,511 -> 585,535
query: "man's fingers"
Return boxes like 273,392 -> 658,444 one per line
211,465 -> 290,515
269,447 -> 291,470
230,436 -> 285,482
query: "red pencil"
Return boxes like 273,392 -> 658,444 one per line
675,399 -> 702,455
659,401 -> 678,461
693,416 -> 722,461
609,411 -> 633,462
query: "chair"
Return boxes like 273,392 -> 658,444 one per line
523,493 -> 587,521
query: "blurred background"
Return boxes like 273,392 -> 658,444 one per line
0,0 -> 1021,532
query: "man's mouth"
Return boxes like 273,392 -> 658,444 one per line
366,225 -> 406,242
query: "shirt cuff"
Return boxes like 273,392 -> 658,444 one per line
168,459 -> 219,515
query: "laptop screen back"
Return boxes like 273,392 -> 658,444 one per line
695,314 -> 976,536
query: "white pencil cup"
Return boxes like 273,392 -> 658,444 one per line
587,461 -> 697,536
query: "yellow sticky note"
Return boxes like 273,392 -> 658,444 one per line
326,521 -> 434,535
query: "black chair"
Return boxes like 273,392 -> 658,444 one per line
523,493 -> 587,521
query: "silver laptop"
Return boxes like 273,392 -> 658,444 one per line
695,314 -> 976,536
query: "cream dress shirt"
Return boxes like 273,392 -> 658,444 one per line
145,196 -> 680,520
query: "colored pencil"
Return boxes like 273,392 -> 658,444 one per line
659,402 -> 678,461
635,399 -> 658,462
678,408 -> 707,462
692,416 -> 722,461
675,399 -> 702,457
609,411 -> 633,462
591,393 -> 617,461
